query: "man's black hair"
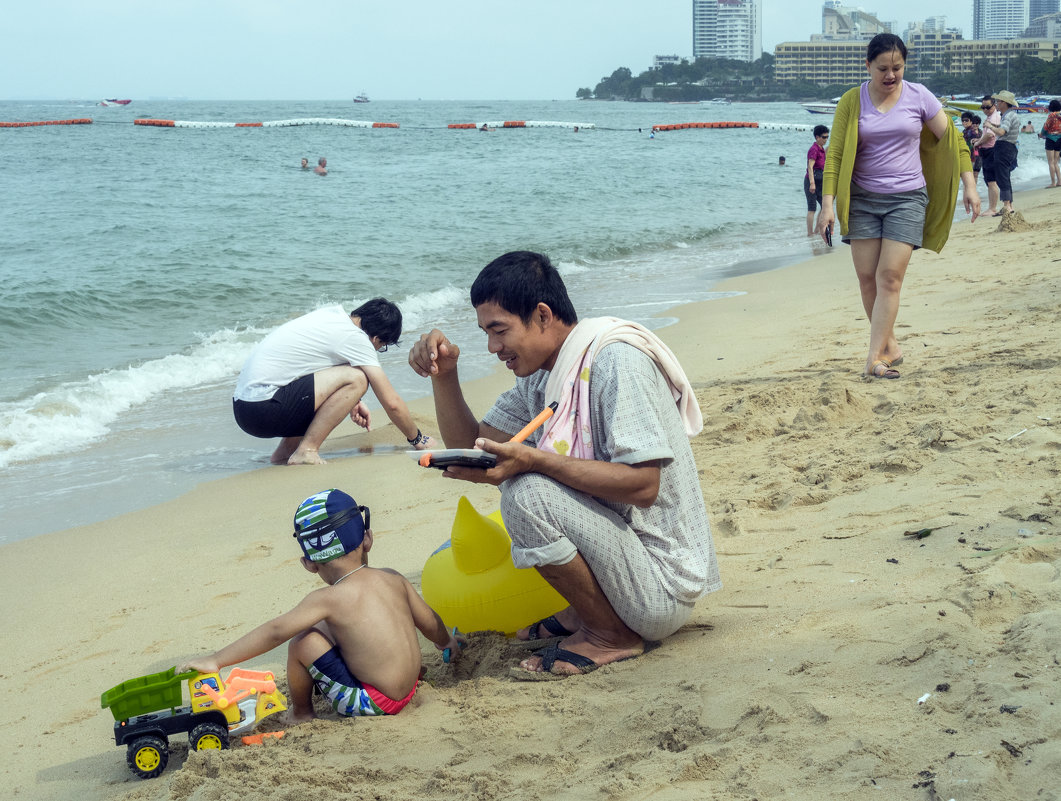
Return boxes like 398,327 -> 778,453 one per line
813,124 -> 829,138
470,251 -> 578,325
351,297 -> 402,344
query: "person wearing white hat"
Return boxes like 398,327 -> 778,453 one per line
983,91 -> 1021,215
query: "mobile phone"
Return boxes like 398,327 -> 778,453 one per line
825,225 -> 833,246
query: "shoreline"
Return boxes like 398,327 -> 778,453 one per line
3,190 -> 1059,801
2,239 -> 822,546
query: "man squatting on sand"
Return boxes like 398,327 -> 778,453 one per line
233,298 -> 437,465
409,251 -> 721,678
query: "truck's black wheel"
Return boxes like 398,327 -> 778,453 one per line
189,721 -> 229,751
127,735 -> 169,779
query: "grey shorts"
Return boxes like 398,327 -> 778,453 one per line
844,182 -> 929,248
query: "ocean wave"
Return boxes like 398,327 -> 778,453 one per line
0,328 -> 264,469
395,285 -> 468,331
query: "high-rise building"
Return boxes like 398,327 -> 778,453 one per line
819,4 -> 891,39
1030,0 -> 1060,22
1025,11 -> 1061,37
692,0 -> 762,62
973,0 -> 1029,39
904,20 -> 964,74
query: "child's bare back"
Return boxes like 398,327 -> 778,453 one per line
312,565 -> 430,700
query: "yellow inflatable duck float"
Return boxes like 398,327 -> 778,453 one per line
421,496 -> 566,636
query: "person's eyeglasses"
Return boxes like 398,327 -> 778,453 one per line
819,135 -> 829,140
981,104 -> 992,109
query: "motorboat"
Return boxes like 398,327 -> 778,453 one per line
353,92 -> 370,103
801,99 -> 837,115
99,99 -> 132,106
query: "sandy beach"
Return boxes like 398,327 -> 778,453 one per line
3,189 -> 1059,801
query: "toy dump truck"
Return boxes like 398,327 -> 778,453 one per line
101,666 -> 287,779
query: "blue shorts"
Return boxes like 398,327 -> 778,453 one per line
307,646 -> 417,717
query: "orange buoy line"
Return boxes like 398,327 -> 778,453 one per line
447,120 -> 593,130
651,121 -> 760,131
0,118 -> 93,127
131,118 -> 401,129
1,117 -> 804,133
662,121 -> 756,130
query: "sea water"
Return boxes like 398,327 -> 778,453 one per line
0,99 -> 1048,541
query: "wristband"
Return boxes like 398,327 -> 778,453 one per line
407,429 -> 429,446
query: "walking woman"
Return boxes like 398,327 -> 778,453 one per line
818,33 -> 979,379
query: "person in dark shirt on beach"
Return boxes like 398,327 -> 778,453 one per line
960,112 -> 982,183
314,157 -> 327,175
408,251 -> 720,679
805,125 -> 829,236
233,298 -> 437,465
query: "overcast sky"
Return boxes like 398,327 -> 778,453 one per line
4,1 -> 975,101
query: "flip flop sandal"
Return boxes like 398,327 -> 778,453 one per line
511,614 -> 574,648
867,359 -> 900,380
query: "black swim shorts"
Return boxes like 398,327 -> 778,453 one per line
232,373 -> 315,438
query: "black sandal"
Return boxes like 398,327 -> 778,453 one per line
512,614 -> 574,647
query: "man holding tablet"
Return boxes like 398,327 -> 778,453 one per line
408,251 -> 720,679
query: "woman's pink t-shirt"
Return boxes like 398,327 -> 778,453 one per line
806,141 -> 826,171
853,80 -> 942,194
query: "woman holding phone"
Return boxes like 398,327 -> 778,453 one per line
818,33 -> 979,379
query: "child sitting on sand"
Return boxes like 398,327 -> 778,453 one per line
179,488 -> 464,720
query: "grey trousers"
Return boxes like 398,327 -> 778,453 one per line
500,473 -> 693,641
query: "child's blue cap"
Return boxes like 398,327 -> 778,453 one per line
293,489 -> 369,563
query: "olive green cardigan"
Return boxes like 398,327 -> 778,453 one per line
821,85 -> 973,254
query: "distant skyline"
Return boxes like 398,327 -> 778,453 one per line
5,1 -> 978,101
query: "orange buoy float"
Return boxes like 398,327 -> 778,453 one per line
0,118 -> 92,127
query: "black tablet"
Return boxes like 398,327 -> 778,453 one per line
410,449 -> 497,470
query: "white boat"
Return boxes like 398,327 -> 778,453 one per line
705,97 -> 731,104
353,92 -> 370,103
801,99 -> 837,115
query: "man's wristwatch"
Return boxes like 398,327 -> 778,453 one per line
408,429 -> 429,447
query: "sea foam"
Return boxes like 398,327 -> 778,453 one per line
0,328 -> 263,469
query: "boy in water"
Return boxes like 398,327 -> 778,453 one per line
179,489 -> 464,720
